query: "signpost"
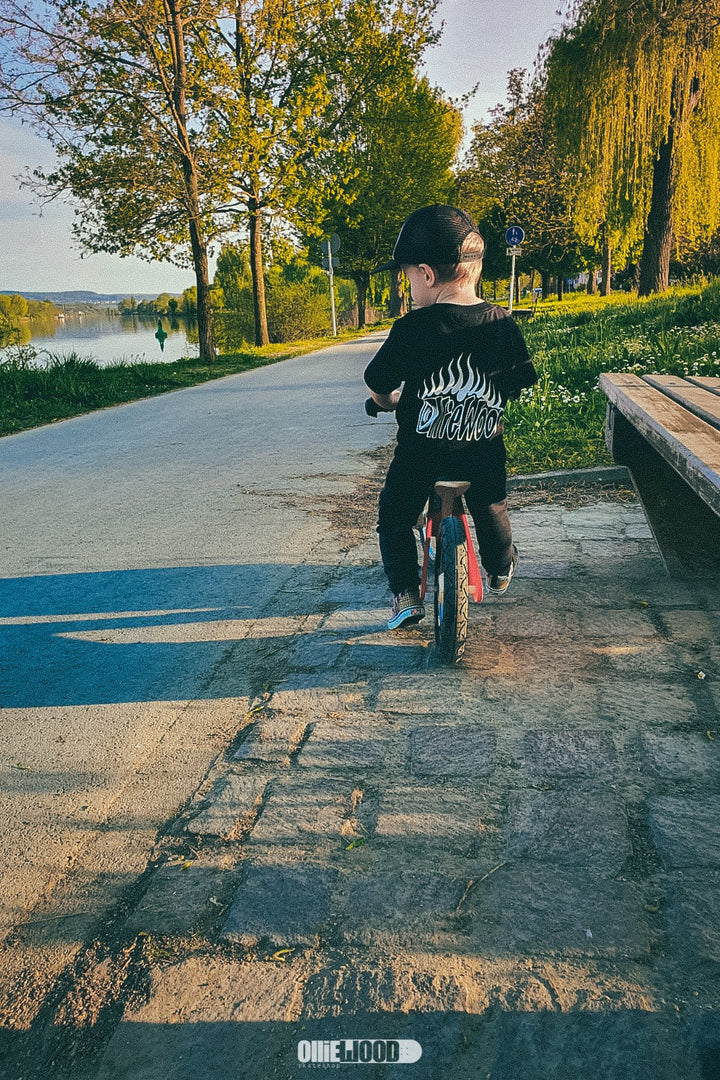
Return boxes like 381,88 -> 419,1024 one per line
322,234 -> 340,336
504,226 -> 525,313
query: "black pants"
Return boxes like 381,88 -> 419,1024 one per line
378,440 -> 514,595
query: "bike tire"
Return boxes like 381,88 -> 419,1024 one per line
434,516 -> 469,663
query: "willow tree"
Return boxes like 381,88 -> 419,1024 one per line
544,0 -> 720,294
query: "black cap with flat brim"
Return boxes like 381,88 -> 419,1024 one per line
372,204 -> 484,274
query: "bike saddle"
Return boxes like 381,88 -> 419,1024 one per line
433,481 -> 470,517
433,480 -> 470,495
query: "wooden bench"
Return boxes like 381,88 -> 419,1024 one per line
599,372 -> 720,517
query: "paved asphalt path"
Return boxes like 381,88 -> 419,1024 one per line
0,332 -> 390,944
2,333 -> 720,1080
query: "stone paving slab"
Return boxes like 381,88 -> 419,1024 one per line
372,784 -> 501,856
125,861 -> 231,935
295,734 -> 387,771
522,728 -> 617,778
648,797 -> 720,869
574,608 -> 660,639
89,491 -> 720,1080
233,715 -> 309,763
642,731 -> 720,782
342,871 -> 465,947
481,676 -> 603,719
286,636 -> 347,670
667,872 -> 720,965
409,724 -> 497,777
505,789 -> 630,874
465,866 -> 651,960
249,778 -> 354,848
222,863 -> 337,947
185,774 -> 267,837
598,680 -> 700,727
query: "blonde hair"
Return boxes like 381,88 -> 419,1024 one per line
431,231 -> 485,287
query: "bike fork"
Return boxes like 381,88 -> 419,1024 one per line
420,507 -> 483,603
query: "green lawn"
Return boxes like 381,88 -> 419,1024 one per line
505,281 -> 720,473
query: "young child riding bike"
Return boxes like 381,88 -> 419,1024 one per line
364,204 -> 538,630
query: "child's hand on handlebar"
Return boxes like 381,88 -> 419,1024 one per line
365,388 -> 401,415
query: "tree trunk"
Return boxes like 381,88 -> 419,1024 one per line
638,74 -> 703,297
388,269 -> 405,318
586,268 -> 597,294
354,272 -> 369,328
190,229 -> 215,363
601,234 -> 612,296
168,0 -> 215,361
248,196 -> 269,346
638,124 -> 675,296
541,271 -> 551,300
557,274 -> 564,301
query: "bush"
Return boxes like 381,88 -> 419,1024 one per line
213,242 -> 354,344
266,279 -> 333,342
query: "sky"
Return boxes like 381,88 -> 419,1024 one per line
0,0 -> 564,296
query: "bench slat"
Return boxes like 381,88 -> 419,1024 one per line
599,372 -> 720,516
686,375 -> 720,398
642,374 -> 720,432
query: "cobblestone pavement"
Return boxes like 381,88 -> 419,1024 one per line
79,484 -> 719,1080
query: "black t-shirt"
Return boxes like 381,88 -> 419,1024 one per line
364,302 -> 537,453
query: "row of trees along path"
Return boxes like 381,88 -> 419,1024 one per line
2,0 -> 719,353
458,0 -> 720,301
0,0 -> 441,361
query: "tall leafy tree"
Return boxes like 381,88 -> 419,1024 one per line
0,0 -> 232,361
214,0 -> 440,343
0,0 -> 439,357
304,71 -> 462,327
543,0 -> 720,294
457,70 -> 585,300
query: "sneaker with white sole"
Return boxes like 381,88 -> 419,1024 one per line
388,589 -> 425,629
487,545 -> 519,594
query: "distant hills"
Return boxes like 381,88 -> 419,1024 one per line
1,289 -> 170,304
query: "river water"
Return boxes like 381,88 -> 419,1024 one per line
2,311 -> 200,367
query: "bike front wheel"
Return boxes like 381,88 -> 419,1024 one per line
434,516 -> 469,663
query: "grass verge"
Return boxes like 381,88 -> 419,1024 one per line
505,279 -> 720,473
0,323 -> 390,438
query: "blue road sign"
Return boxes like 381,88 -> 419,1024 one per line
505,226 -> 525,246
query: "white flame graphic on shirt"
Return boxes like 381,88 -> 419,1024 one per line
417,354 -> 503,441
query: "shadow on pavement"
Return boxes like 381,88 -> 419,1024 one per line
0,563 -> 355,708
17,1008 -> 710,1080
